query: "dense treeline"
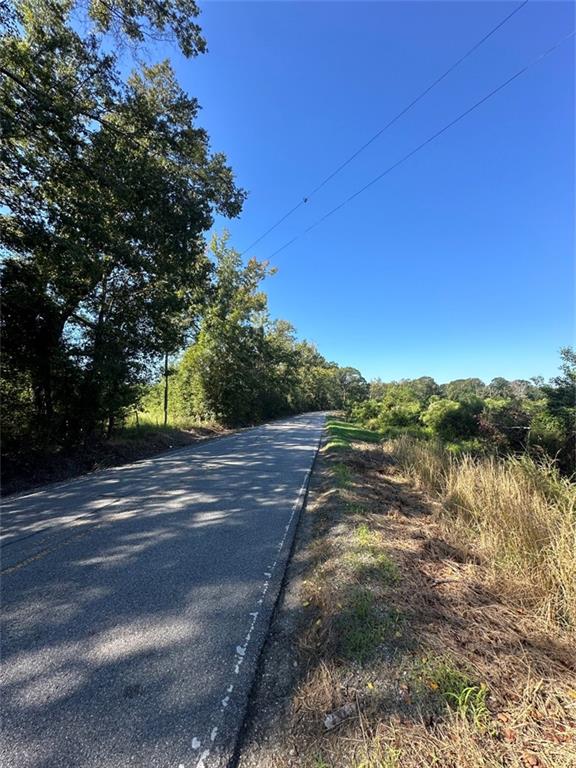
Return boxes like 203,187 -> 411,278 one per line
351,349 -> 576,474
141,235 -> 368,427
0,1 -> 365,466
1,0 -> 243,453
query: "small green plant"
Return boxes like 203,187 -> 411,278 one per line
338,588 -> 402,663
446,682 -> 490,730
356,523 -> 379,547
414,656 -> 491,730
333,462 -> 351,487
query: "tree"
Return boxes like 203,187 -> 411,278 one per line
478,399 -> 531,450
369,378 -> 386,400
293,343 -> 341,411
539,347 -> 576,472
1,4 -> 245,444
409,376 -> 441,405
338,367 -> 369,410
260,320 -> 302,416
443,378 -> 486,402
487,377 -> 513,398
77,0 -> 207,57
177,235 -> 272,426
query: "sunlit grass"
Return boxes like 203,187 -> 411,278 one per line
413,656 -> 491,731
388,436 -> 576,628
326,418 -> 383,445
333,462 -> 352,487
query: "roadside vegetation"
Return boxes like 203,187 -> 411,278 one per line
351,349 -> 575,476
239,418 -> 576,768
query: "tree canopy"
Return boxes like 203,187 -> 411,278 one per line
1,0 -> 244,448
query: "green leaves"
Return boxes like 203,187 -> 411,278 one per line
168,236 -> 351,427
1,0 -> 244,445
84,0 -> 207,58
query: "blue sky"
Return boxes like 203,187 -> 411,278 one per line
160,1 -> 574,383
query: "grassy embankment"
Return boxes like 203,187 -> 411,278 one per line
254,417 -> 576,767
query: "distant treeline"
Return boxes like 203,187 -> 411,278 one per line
351,351 -> 576,474
138,235 -> 369,428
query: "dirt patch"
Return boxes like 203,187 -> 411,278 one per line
236,439 -> 576,768
1,425 -> 229,496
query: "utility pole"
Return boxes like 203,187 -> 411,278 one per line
163,352 -> 169,427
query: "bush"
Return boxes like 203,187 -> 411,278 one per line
421,398 -> 482,442
478,399 -> 531,450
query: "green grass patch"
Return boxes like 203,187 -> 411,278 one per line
333,462 -> 352,488
337,588 -> 403,664
356,522 -> 380,548
413,656 -> 491,730
345,551 -> 400,584
347,524 -> 400,584
326,418 -> 382,445
325,436 -> 350,451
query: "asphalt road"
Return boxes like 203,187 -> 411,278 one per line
1,412 -> 325,768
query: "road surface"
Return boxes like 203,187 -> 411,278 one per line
1,413 -> 325,768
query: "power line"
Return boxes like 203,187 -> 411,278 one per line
241,0 -> 529,256
267,29 -> 575,260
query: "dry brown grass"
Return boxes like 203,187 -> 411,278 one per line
387,437 -> 576,629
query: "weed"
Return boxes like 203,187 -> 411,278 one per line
333,462 -> 351,488
338,588 -> 402,663
413,657 -> 490,730
355,523 -> 379,547
446,683 -> 490,730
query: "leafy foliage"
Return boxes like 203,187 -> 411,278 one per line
352,352 -> 576,474
154,236 -> 354,427
1,0 -> 244,450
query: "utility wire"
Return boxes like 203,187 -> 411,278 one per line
267,29 -> 575,260
241,0 -> 529,256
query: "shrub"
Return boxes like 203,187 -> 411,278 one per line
421,398 -> 482,442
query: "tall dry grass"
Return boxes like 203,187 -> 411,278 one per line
387,437 -> 576,629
